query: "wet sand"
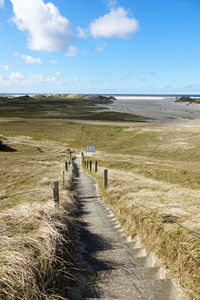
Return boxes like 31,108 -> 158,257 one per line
109,96 -> 200,123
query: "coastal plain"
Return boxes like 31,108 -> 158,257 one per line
0,94 -> 200,298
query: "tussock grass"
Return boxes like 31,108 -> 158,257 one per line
0,133 -> 76,299
1,117 -> 200,298
82,122 -> 200,299
87,165 -> 200,298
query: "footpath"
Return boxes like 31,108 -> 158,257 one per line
68,158 -> 186,300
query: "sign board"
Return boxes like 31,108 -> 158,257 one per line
86,145 -> 96,152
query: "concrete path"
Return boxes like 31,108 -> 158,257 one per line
68,159 -> 186,300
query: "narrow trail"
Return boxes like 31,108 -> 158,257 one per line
68,158 -> 186,300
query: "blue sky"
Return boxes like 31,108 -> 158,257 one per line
0,0 -> 200,94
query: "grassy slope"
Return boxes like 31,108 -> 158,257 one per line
0,118 -> 200,298
0,132 -> 76,299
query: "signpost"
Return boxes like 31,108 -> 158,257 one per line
86,145 -> 96,153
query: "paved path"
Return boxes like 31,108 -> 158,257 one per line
68,159 -> 186,300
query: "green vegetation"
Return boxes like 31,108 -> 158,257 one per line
176,96 -> 200,104
0,94 -> 149,122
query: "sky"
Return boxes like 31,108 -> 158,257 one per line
0,0 -> 200,94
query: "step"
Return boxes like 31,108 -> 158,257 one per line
93,267 -> 163,281
87,248 -> 155,272
128,247 -> 147,257
83,278 -> 183,300
77,226 -> 126,252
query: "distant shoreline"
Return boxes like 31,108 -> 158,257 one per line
114,96 -> 175,101
1,93 -> 200,99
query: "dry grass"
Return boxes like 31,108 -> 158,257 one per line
86,165 -> 200,298
0,134 -> 75,299
83,122 -> 200,299
1,117 -> 200,298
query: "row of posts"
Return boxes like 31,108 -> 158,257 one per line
83,158 -> 108,188
53,155 -> 108,208
53,160 -> 73,208
84,160 -> 98,172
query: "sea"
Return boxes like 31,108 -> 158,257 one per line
1,93 -> 200,97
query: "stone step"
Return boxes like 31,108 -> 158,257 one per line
82,278 -> 183,300
127,247 -> 147,257
93,266 -> 163,281
86,248 -> 155,272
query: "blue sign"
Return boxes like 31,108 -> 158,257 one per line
86,145 -> 96,152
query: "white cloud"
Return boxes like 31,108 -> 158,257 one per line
10,0 -> 75,52
0,72 -> 79,87
50,60 -> 58,64
66,46 -> 78,57
90,7 -> 139,39
9,72 -> 24,80
0,0 -> 4,8
0,65 -> 9,71
21,54 -> 42,64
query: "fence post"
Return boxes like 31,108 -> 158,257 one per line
53,181 -> 59,208
65,162 -> 68,171
95,161 -> 98,172
90,160 -> 92,171
62,171 -> 65,187
87,161 -> 89,169
104,169 -> 108,188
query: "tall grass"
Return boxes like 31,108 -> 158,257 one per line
0,134 -> 76,299
1,117 -> 200,298
83,150 -> 200,299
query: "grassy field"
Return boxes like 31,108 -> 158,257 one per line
0,117 -> 200,298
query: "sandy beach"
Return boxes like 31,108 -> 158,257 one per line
109,96 -> 200,123
114,96 -> 176,101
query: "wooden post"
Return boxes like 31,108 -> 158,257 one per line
95,161 -> 98,172
90,160 -> 92,171
104,169 -> 108,188
65,162 -> 68,171
87,161 -> 89,169
62,171 -> 65,187
53,181 -> 59,207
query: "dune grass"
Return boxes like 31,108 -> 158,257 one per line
0,133 -> 76,299
0,117 -> 200,298
81,123 -> 200,299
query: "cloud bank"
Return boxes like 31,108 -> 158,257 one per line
0,72 -> 79,86
10,0 -> 75,52
90,7 -> 139,39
